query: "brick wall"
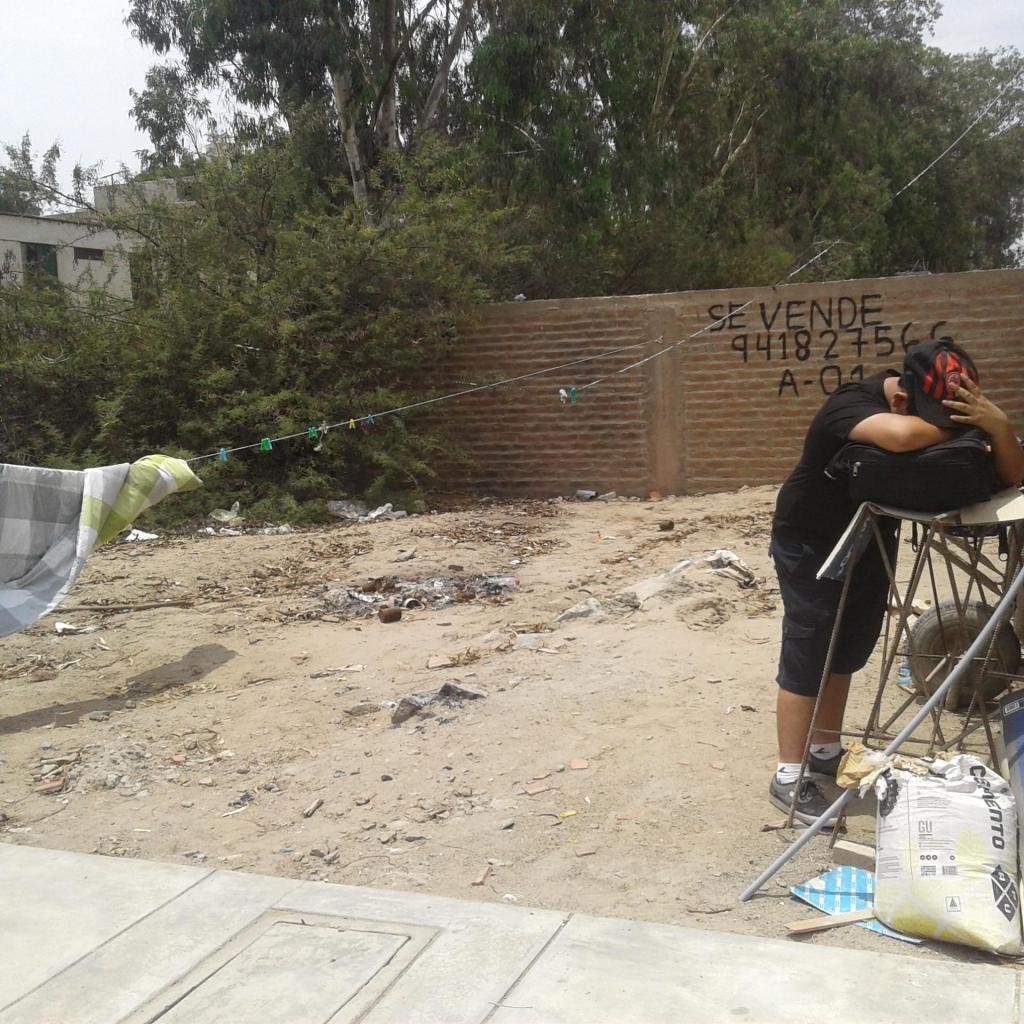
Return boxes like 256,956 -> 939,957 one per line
447,269 -> 1024,496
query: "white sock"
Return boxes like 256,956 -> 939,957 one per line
776,762 -> 802,785
810,742 -> 842,760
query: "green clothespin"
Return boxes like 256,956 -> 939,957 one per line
307,426 -> 319,441
569,387 -> 578,405
260,437 -> 272,452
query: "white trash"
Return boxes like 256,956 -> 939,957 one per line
874,754 -> 1022,954
123,529 -> 158,543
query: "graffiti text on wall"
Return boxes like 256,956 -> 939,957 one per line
707,293 -> 952,398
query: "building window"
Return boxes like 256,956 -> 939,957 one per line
74,246 -> 105,262
23,242 -> 58,282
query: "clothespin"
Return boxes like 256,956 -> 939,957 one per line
348,418 -> 356,430
307,426 -> 319,440
218,448 -> 228,462
367,414 -> 375,427
260,437 -> 272,452
559,388 -> 568,405
569,387 -> 578,405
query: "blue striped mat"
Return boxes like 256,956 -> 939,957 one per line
791,866 -> 920,944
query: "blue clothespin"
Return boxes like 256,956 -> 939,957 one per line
569,387 -> 578,405
218,448 -> 228,462
367,414 -> 375,427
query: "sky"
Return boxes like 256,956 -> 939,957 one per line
0,0 -> 1022,188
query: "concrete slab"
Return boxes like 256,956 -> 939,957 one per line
0,843 -> 206,1013
490,913 -> 1020,1024
156,922 -> 405,1024
0,843 -> 1019,1024
277,881 -> 569,1024
1,866 -> 299,1024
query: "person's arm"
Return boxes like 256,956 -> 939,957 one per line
848,413 -> 952,453
943,378 -> 1024,487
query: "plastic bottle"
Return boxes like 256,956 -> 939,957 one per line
896,656 -> 914,693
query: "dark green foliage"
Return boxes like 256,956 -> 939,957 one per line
1,1 -> 1021,523
0,139 -> 525,523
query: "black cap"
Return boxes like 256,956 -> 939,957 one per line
901,340 -> 979,429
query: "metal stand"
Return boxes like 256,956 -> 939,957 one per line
807,506 -> 1024,778
742,552 -> 1024,902
783,495 -> 1024,832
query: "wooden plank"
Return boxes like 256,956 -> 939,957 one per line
831,840 -> 876,871
787,908 -> 875,936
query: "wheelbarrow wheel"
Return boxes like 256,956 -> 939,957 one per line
908,601 -> 1021,710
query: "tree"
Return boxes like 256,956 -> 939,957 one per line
460,0 -> 1023,294
126,0 -> 478,223
0,134 -> 61,215
129,64 -> 212,170
0,132 -> 102,217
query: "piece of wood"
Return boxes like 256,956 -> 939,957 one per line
832,840 -> 876,871
63,601 -> 193,612
787,908 -> 875,936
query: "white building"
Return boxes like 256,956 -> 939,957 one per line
0,213 -> 142,300
93,177 -> 191,214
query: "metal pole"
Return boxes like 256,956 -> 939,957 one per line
739,560 -> 1024,903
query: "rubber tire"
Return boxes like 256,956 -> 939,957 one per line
908,600 -> 1021,710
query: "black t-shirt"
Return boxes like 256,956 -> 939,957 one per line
774,371 -> 899,543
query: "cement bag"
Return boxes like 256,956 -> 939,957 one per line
874,754 -> 1022,954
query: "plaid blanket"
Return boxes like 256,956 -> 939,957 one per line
0,456 -> 200,638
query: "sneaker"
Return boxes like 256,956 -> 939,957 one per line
768,775 -> 839,826
807,750 -> 843,779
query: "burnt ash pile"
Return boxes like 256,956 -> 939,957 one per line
321,574 -> 519,619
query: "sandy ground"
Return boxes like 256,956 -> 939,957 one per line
0,487 -> 1010,969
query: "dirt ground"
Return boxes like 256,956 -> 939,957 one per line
0,486 -> 1011,969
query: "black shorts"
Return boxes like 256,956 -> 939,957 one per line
771,527 -> 895,697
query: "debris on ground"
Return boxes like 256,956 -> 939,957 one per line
54,622 -> 100,636
554,597 -> 602,623
704,549 -> 759,589
359,503 -> 408,524
302,798 -> 324,819
327,499 -> 369,521
322,574 -> 518,620
123,529 -> 159,543
791,868 -> 918,944
832,840 -> 875,870
390,680 -> 488,725
210,502 -> 244,527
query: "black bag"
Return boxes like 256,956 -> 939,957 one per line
826,430 -> 998,513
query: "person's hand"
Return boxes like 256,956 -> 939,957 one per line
942,377 -> 1011,436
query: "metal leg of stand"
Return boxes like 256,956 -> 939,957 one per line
739,561 -> 1024,903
